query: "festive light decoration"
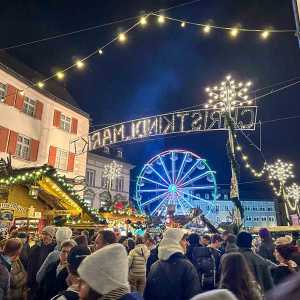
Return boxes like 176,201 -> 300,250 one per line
181,22 -> 186,28
205,74 -> 253,111
37,82 -> 44,88
158,15 -> 165,24
203,25 -> 211,34
0,165 -> 104,224
230,28 -> 239,38
19,90 -> 24,96
76,60 -> 84,69
140,16 -> 148,26
286,183 -> 300,211
56,71 -> 64,80
118,33 -> 127,43
98,49 -> 103,55
103,160 -> 123,190
261,30 -> 270,39
136,149 -> 217,217
72,106 -> 257,154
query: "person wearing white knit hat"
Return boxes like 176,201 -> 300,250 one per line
78,243 -> 143,300
144,228 -> 201,300
191,289 -> 238,300
37,227 -> 74,283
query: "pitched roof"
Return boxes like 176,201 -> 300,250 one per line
0,51 -> 89,118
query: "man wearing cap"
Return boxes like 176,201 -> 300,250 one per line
144,228 -> 201,300
27,225 -> 56,300
237,231 -> 273,292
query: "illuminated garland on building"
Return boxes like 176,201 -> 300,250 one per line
0,165 -> 105,224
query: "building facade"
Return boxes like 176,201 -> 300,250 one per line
84,149 -> 134,208
0,52 -> 89,179
192,190 -> 277,228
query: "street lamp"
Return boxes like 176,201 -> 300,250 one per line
267,159 -> 295,224
205,75 -> 253,225
103,160 -> 122,207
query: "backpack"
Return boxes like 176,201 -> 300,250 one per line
192,247 -> 216,291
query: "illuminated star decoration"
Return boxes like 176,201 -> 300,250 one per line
204,74 -> 253,113
103,160 -> 122,189
267,159 -> 294,196
286,183 -> 300,211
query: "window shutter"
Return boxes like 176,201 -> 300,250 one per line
4,84 -> 17,106
53,110 -> 61,127
0,127 -> 9,152
48,146 -> 57,166
71,118 -> 78,134
30,139 -> 39,161
15,91 -> 24,110
67,152 -> 75,172
35,101 -> 44,120
7,130 -> 18,155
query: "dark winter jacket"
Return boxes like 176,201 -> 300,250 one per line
240,248 -> 274,292
27,242 -> 55,291
146,246 -> 158,276
119,292 -> 144,300
37,260 -> 68,300
186,234 -> 200,261
258,240 -> 276,263
0,254 -> 11,300
271,265 -> 297,285
144,252 -> 201,300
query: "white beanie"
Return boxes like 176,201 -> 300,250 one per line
42,225 -> 56,238
191,289 -> 238,300
56,227 -> 73,244
78,243 -> 129,295
158,228 -> 186,261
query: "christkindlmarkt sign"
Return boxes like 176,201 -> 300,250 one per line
70,106 -> 257,154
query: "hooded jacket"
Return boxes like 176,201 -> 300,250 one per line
128,244 -> 149,277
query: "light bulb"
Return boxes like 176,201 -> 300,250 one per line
261,30 -> 270,39
230,28 -> 239,37
158,15 -> 165,24
76,60 -> 84,69
226,75 -> 231,80
140,16 -> 147,26
203,25 -> 211,33
118,33 -> 127,42
246,81 -> 252,86
56,71 -> 64,80
20,90 -> 24,96
98,49 -> 103,55
205,87 -> 210,92
37,82 -> 44,88
181,22 -> 186,28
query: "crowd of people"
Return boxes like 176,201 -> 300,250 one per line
1,226 -> 300,300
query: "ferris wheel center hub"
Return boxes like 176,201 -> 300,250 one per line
168,184 -> 178,193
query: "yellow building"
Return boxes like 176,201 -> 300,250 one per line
0,162 -> 104,233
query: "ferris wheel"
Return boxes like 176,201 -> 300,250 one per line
136,149 -> 217,217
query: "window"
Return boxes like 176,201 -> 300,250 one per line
84,189 -> 95,208
116,177 -> 124,192
55,149 -> 68,170
101,173 -> 108,188
16,135 -> 30,160
60,114 -> 71,132
103,146 -> 110,154
23,97 -> 36,116
117,149 -> 123,158
86,169 -> 96,187
0,82 -> 7,101
267,207 -> 273,211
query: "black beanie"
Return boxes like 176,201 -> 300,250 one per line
67,245 -> 91,275
236,231 -> 253,248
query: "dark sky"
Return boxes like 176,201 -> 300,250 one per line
2,0 -> 300,197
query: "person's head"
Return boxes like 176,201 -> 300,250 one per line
222,230 -> 230,241
16,232 -> 28,244
144,237 -> 155,249
56,227 -> 73,248
236,231 -> 253,249
74,235 -> 89,248
95,230 -> 117,250
158,228 -> 188,260
127,232 -> 133,239
191,289 -> 238,300
227,234 -> 237,245
275,235 -> 293,246
188,233 -> 200,247
67,245 -> 90,285
259,227 -> 272,242
3,238 -> 23,261
78,244 -> 129,300
59,239 -> 77,265
220,253 -> 256,300
210,234 -> 222,249
41,226 -> 56,245
201,234 -> 211,246
135,236 -> 144,245
275,243 -> 297,263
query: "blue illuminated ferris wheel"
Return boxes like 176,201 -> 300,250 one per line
136,149 -> 217,217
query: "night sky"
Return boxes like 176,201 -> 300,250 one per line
2,0 -> 300,198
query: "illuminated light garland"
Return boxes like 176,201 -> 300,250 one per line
285,183 -> 300,211
0,165 -> 104,224
76,60 -> 85,69
118,33 -> 127,43
56,71 -> 65,80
